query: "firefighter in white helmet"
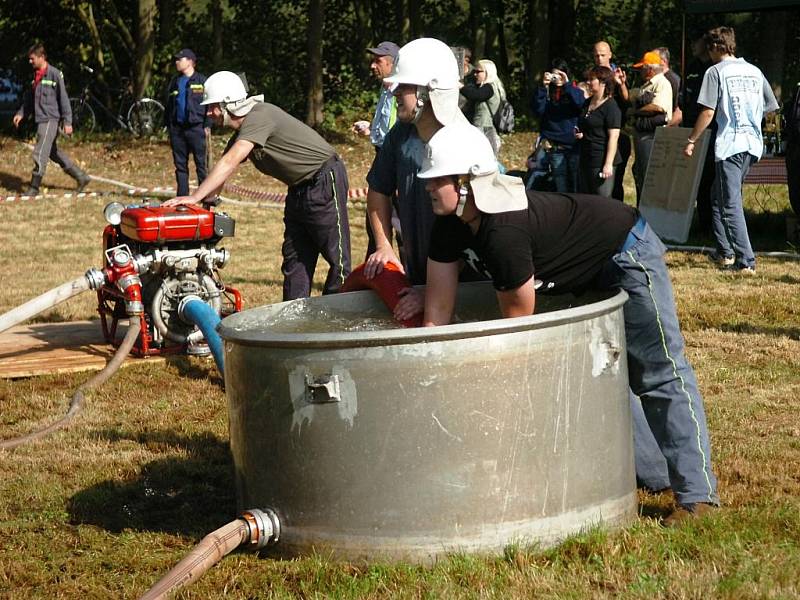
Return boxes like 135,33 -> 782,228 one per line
363,38 -> 479,323
164,71 -> 351,301
416,122 -> 719,526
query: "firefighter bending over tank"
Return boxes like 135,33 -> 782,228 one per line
412,122 -> 719,525
164,72 -> 351,301
13,43 -> 91,196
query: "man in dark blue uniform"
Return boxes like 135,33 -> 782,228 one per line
165,48 -> 209,196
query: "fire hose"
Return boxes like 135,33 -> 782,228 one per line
139,508 -> 280,600
0,324 -> 139,451
0,276 -> 92,334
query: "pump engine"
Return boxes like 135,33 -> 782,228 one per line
91,202 -> 242,357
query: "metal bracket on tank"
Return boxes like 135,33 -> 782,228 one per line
305,373 -> 341,404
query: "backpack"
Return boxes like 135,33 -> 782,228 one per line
493,98 -> 515,134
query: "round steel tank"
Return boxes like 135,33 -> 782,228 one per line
219,282 -> 635,563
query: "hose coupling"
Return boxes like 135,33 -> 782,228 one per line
85,268 -> 107,290
239,508 -> 280,550
176,295 -> 204,322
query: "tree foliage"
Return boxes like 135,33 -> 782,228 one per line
0,0 -> 798,130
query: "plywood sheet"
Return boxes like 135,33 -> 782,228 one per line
639,127 -> 711,243
0,320 -> 163,379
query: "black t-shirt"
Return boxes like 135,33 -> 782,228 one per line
577,98 -> 622,167
428,191 -> 638,293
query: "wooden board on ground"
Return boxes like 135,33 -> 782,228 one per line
639,127 -> 711,243
0,320 -> 163,379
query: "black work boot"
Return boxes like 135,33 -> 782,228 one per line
66,166 -> 91,192
23,175 -> 43,196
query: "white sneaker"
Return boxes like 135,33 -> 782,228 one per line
709,252 -> 735,267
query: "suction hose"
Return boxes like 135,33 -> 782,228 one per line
0,323 -> 140,451
341,262 -> 423,328
178,297 -> 224,376
139,508 -> 280,600
0,275 -> 92,334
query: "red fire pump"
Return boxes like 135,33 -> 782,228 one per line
90,202 -> 242,357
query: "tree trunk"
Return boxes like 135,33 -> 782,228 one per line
408,0 -> 421,39
760,10 -> 787,98
211,0 -> 224,69
306,0 -> 324,127
353,0 -> 371,62
158,0 -> 175,53
548,0 -> 576,65
396,0 -> 410,42
630,1 -> 653,61
133,0 -> 156,99
495,0 -> 509,76
469,0 -> 485,58
525,0 -> 550,105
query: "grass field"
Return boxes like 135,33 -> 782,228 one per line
1,130 -> 799,599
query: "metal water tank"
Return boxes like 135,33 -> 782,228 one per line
219,282 -> 635,563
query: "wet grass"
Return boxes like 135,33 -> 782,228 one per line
1,131 -> 799,598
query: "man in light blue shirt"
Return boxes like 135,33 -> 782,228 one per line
684,26 -> 778,274
353,41 -> 399,150
355,41 -> 399,255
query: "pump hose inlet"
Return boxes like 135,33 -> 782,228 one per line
0,324 -> 140,451
139,508 -> 280,600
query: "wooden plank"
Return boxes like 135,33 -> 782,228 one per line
0,320 -> 164,379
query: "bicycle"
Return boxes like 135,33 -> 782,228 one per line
69,65 -> 165,136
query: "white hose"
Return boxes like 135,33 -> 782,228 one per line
0,276 -> 91,334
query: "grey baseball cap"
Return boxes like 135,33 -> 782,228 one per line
367,41 -> 400,60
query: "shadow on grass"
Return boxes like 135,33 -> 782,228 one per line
165,355 -> 223,385
67,429 -> 236,537
683,209 -> 794,253
718,322 -> 800,340
0,170 -> 26,192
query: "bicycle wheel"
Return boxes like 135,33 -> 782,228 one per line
127,98 -> 165,137
69,97 -> 96,134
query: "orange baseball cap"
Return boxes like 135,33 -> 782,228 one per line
633,51 -> 662,68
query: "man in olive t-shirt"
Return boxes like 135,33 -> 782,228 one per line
166,74 -> 350,300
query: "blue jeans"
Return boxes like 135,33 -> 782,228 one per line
712,152 -> 757,269
548,147 -> 579,193
594,220 -> 719,506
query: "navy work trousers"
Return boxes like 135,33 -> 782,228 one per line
282,155 -> 351,300
169,123 -> 207,196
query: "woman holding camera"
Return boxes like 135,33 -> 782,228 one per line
529,59 -> 584,192
575,66 -> 621,197
459,59 -> 505,156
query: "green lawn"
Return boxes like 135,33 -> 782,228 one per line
1,132 -> 799,599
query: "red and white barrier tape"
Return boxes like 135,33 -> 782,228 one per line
0,183 -> 370,205
8,139 -> 369,206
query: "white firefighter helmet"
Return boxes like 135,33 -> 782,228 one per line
384,38 -> 466,126
418,123 -> 497,179
384,38 -> 461,89
201,71 -> 247,105
418,123 -> 527,214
